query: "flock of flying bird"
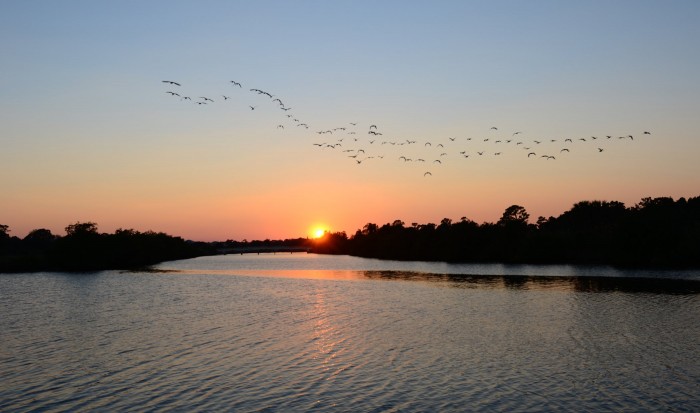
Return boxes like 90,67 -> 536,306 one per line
162,80 -> 651,177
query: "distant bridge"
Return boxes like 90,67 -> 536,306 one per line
217,246 -> 312,255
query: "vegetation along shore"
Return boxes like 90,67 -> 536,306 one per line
2,195 -> 698,273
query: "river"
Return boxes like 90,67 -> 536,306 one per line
1,254 -> 699,411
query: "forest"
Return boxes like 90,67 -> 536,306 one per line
2,196 -> 699,272
0,222 -> 213,272
313,196 -> 700,268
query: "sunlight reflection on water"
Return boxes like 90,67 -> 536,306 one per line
1,254 -> 699,412
163,253 -> 700,294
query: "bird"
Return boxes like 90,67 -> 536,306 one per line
433,160 -> 442,164
424,172 -> 432,176
644,131 -> 651,135
598,148 -> 604,152
200,97 -> 214,102
560,148 -> 570,152
249,105 -> 256,110
513,131 -> 522,135
277,125 -> 284,129
166,91 -> 180,96
222,95 -> 230,100
491,127 -> 498,130
162,80 -> 181,86
449,137 -> 456,141
230,81 -> 242,87
565,139 -> 573,143
369,125 -> 378,130
528,152 -> 536,157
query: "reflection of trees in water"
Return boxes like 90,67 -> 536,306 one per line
360,271 -> 700,295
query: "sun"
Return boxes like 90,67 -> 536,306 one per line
313,228 -> 326,238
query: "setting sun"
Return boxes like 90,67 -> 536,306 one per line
313,228 -> 326,238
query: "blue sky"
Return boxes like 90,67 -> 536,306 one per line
2,1 -> 699,240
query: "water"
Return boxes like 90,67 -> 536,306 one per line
1,254 -> 699,412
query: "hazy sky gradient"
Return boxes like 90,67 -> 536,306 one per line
2,1 -> 699,240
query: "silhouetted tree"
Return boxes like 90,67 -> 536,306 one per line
498,205 -> 530,227
327,196 -> 700,268
65,221 -> 99,237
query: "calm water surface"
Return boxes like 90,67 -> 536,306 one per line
1,254 -> 699,412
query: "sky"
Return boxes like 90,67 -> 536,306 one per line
2,1 -> 699,241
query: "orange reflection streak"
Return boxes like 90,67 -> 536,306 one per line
176,268 -> 364,281
309,287 -> 347,379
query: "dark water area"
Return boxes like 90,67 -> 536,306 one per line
1,254 -> 699,412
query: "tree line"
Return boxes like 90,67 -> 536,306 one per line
0,222 -> 213,272
313,196 -> 700,268
3,195 -> 698,272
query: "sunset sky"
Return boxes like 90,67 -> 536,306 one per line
2,1 -> 699,241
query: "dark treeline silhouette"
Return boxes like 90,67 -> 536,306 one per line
313,196 -> 700,268
3,195 -> 698,272
0,222 -> 214,272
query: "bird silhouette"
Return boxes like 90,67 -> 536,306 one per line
230,81 -> 242,87
162,80 -> 181,86
249,106 -> 256,110
424,172 -> 432,176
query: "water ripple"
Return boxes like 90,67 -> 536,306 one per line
1,257 -> 699,412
